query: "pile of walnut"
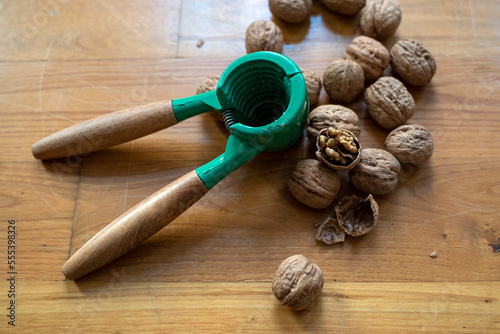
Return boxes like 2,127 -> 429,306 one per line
197,0 -> 437,311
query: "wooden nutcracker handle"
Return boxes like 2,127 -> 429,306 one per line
32,100 -> 178,160
62,170 -> 208,280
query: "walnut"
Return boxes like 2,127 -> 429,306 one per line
195,75 -> 224,123
315,217 -> 345,245
344,36 -> 389,80
349,148 -> 400,195
195,75 -> 219,95
269,0 -> 312,23
288,159 -> 341,209
390,39 -> 437,86
323,59 -> 365,103
316,127 -> 361,171
323,0 -> 366,15
364,77 -> 415,129
306,105 -> 360,144
335,194 -> 378,236
384,124 -> 434,165
245,20 -> 284,54
301,69 -> 322,106
360,0 -> 402,40
272,254 -> 324,310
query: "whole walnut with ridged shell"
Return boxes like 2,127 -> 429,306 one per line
384,124 -> 434,165
288,159 -> 341,209
306,105 -> 360,144
365,77 -> 415,129
323,59 -> 365,103
360,0 -> 402,40
269,0 -> 312,23
245,20 -> 284,54
323,0 -> 365,15
349,148 -> 400,195
272,254 -> 324,311
390,39 -> 437,86
345,36 -> 389,80
196,75 -> 223,123
301,69 -> 322,106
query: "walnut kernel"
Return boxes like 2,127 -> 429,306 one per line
349,148 -> 400,195
315,217 -> 345,245
390,39 -> 437,86
269,0 -> 312,23
302,69 -> 322,106
364,76 -> 415,129
335,194 -> 379,236
323,0 -> 366,15
272,254 -> 324,310
245,20 -> 284,54
306,105 -> 360,144
345,36 -> 389,80
288,159 -> 341,209
316,127 -> 361,171
384,124 -> 434,165
323,59 -> 365,103
360,0 -> 402,40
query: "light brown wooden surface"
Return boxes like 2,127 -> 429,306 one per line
1,0 -> 499,332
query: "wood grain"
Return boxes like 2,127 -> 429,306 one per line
32,100 -> 177,159
63,170 -> 208,280
1,0 -> 500,332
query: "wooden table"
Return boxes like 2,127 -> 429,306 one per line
1,0 -> 499,332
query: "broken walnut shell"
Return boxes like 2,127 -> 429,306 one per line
272,254 -> 324,311
315,217 -> 345,245
384,124 -> 434,165
288,159 -> 341,209
364,76 -> 415,129
323,59 -> 365,103
390,39 -> 437,86
306,105 -> 360,144
344,36 -> 389,80
360,0 -> 402,40
349,148 -> 400,195
316,127 -> 361,171
245,20 -> 284,54
335,194 -> 379,236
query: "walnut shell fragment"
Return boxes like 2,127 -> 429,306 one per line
307,105 -> 360,144
365,76 -> 415,129
316,127 -> 361,171
349,148 -> 400,195
384,124 -> 434,165
269,0 -> 313,23
335,194 -> 379,236
288,159 -> 341,209
315,217 -> 345,245
272,254 -> 324,311
323,0 -> 366,15
360,0 -> 402,40
245,20 -> 284,54
302,69 -> 322,106
345,36 -> 390,80
390,39 -> 437,86
323,59 -> 365,103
